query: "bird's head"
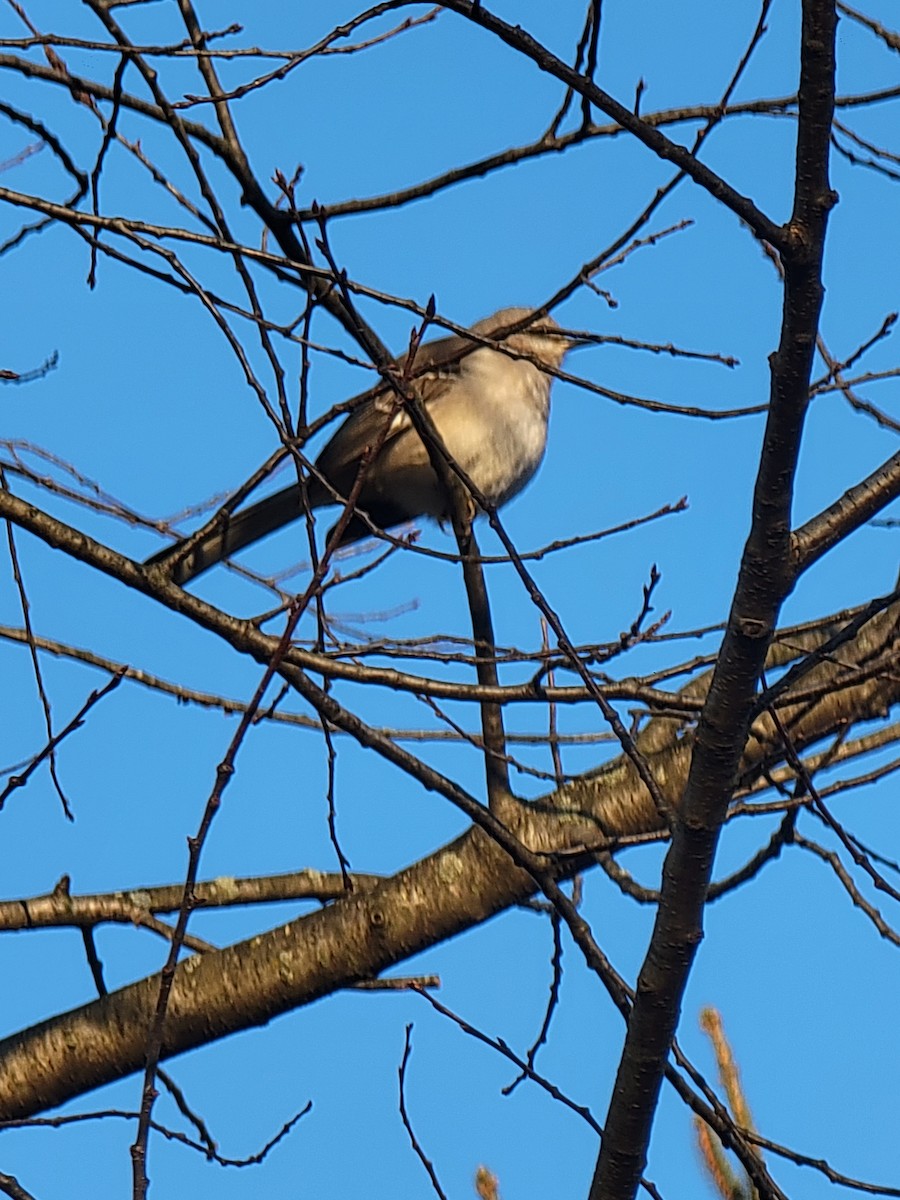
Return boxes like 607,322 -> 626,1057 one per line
471,306 -> 581,371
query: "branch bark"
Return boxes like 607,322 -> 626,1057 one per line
589,3 -> 840,1196
0,591 -> 896,1119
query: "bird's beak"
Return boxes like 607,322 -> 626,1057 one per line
563,330 -> 597,352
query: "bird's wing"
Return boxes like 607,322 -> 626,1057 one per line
397,327 -> 479,373
313,336 -> 474,482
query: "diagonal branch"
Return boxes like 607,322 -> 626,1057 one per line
791,448 -> 900,575
436,0 -> 786,248
588,4 -> 839,1197
0,589 -> 896,1121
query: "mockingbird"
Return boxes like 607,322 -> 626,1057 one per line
147,307 -> 575,584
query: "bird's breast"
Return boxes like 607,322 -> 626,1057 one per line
446,352 -> 550,506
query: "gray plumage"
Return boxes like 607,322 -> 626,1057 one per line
147,307 -> 572,584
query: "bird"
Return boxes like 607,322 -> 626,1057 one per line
146,307 -> 575,584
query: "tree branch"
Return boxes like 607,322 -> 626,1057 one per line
0,591 -> 896,1119
791,449 -> 900,574
589,4 -> 839,1196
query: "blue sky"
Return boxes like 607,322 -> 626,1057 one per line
1,2 -> 898,1197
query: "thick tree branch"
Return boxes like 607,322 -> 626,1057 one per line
0,589 -> 896,1119
589,5 -> 839,1198
791,448 -> 900,574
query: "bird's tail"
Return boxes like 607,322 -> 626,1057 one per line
145,480 -> 328,584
